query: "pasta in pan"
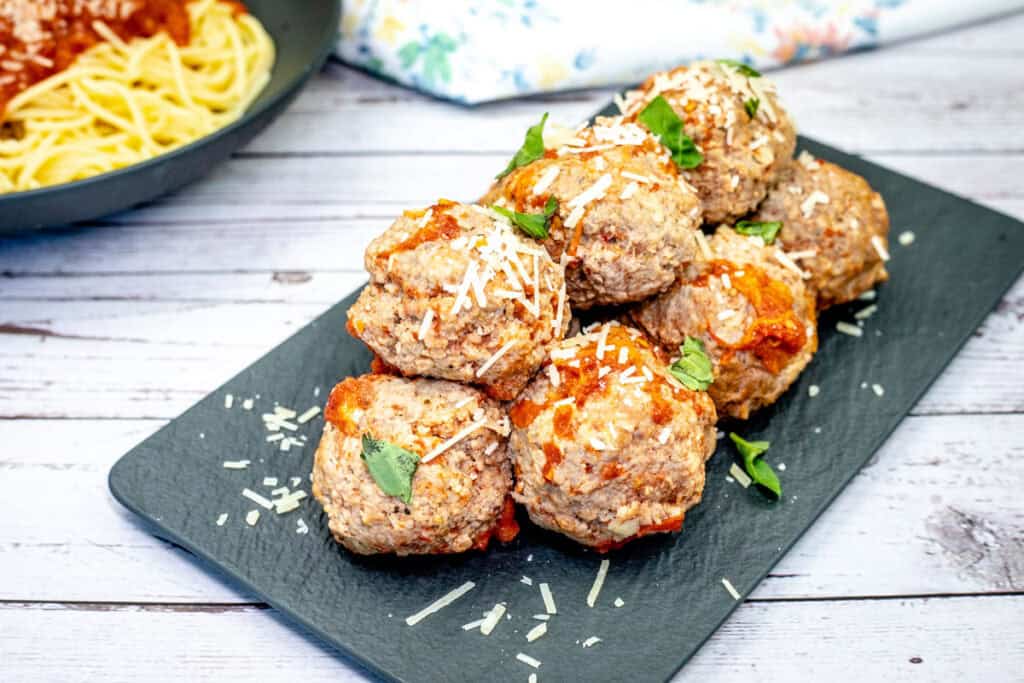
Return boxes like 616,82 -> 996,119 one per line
0,0 -> 274,193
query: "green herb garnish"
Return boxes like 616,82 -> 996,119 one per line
744,97 -> 760,119
491,196 -> 558,239
729,433 -> 781,499
734,220 -> 783,244
637,95 -> 702,169
360,434 -> 420,504
717,59 -> 762,78
669,336 -> 714,391
497,112 -> 548,179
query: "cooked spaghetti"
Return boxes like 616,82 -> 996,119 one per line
0,0 -> 274,193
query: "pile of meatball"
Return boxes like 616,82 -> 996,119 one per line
312,60 -> 890,556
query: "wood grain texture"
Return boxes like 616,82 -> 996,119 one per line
1,10 -> 1023,681
1,596 -> 1021,682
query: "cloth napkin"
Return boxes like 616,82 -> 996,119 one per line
337,0 -> 1023,104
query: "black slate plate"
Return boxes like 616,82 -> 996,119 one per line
0,0 -> 340,233
109,135 -> 1024,682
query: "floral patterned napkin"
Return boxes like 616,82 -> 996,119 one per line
337,0 -> 1022,104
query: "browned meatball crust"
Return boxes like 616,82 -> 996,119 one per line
620,60 -> 796,225
631,228 -> 818,419
482,117 -> 702,309
752,152 -> 890,308
509,322 -> 717,550
347,200 -> 570,400
311,374 -> 518,556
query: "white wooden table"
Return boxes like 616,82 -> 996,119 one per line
2,14 -> 1023,682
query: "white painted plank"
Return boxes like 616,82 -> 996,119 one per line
0,595 -> 1020,682
0,414 -> 1019,603
248,51 -> 1024,155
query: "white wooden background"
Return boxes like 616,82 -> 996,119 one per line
2,14 -> 1024,682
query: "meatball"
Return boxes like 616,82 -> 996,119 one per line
620,60 -> 796,224
751,152 -> 890,308
508,322 -> 717,550
631,227 -> 818,419
482,116 -> 702,309
347,200 -> 570,401
311,374 -> 517,556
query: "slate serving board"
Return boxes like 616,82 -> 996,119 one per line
109,133 -> 1024,682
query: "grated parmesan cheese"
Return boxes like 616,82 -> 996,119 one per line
871,235 -> 891,262
245,510 -> 260,526
619,181 -> 639,200
614,597 -> 625,608
872,383 -> 885,397
774,249 -> 810,279
296,518 -> 309,535
422,420 -> 486,463
898,230 -> 916,246
694,231 -> 713,260
521,576 -> 533,586
729,463 -> 752,488
297,406 -> 320,424
836,321 -> 863,337
222,460 -> 250,470
808,384 -> 820,397
242,488 -> 274,510
525,623 -> 548,642
540,582 -> 557,614
476,340 -> 516,378
416,309 -> 434,341
721,577 -> 741,601
532,614 -> 550,621
582,636 -> 602,648
480,603 -> 507,635
797,150 -> 817,170
516,653 -> 541,669
461,618 -> 485,631
586,559 -> 610,608
855,304 -> 878,320
658,427 -> 672,445
532,166 -> 560,196
224,393 -> 233,409
216,513 -> 228,526
800,190 -> 830,218
242,398 -> 254,410
405,581 -> 476,626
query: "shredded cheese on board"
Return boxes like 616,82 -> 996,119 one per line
540,583 -> 557,615
405,581 -> 476,626
586,560 -> 610,608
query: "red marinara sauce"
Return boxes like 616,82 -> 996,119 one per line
0,0 -> 198,115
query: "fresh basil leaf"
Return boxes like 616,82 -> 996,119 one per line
360,434 -> 419,504
717,59 -> 762,78
729,433 -> 781,499
491,195 -> 558,239
497,112 -> 549,179
735,220 -> 783,244
669,336 -> 714,391
637,95 -> 703,169
744,97 -> 760,119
